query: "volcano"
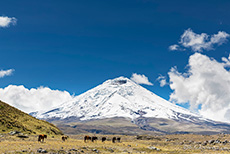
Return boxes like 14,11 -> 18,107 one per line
31,77 -> 230,135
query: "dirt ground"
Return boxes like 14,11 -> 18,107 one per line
1,133 -> 230,153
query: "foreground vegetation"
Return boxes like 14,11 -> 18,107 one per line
1,133 -> 230,153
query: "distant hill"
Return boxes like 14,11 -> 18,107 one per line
0,100 -> 63,135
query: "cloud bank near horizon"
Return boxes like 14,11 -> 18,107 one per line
0,16 -> 17,27
168,53 -> 230,122
169,28 -> 230,52
0,85 -> 75,113
130,73 -> 153,86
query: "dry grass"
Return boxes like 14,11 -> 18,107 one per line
1,134 -> 230,153
0,101 -> 63,135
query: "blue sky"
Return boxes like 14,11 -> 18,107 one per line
1,0 -> 230,122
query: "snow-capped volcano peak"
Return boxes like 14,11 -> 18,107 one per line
102,76 -> 133,85
33,76 -> 201,122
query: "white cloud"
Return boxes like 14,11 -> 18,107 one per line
130,73 -> 153,86
157,75 -> 167,87
168,53 -> 230,122
169,28 -> 230,52
169,44 -> 179,51
0,69 -> 14,78
179,28 -> 209,51
0,85 -> 75,113
222,54 -> 230,67
0,16 -> 17,27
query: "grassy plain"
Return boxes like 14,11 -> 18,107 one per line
1,133 -> 230,153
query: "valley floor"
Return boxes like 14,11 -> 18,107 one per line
1,134 -> 230,153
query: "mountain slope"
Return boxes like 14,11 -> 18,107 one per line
34,77 -> 201,121
31,76 -> 230,134
0,100 -> 63,135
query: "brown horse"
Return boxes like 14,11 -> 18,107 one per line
38,134 -> 47,142
84,135 -> 92,142
62,136 -> 69,142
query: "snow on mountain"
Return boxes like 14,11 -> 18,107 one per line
33,76 -> 204,122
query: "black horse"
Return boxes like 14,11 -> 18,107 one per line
112,137 -> 116,143
112,137 -> 121,143
102,137 -> 106,142
62,136 -> 69,142
91,136 -> 98,142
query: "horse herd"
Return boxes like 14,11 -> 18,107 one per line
38,134 -> 69,142
84,135 -> 121,143
38,134 -> 121,143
